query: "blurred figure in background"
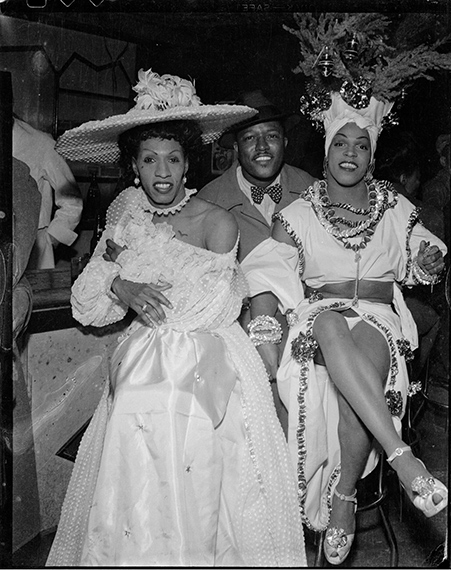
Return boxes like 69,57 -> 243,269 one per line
376,131 -> 443,383
376,130 -> 445,239
11,158 -> 42,551
12,116 -> 83,269
423,134 -> 450,248
422,134 -> 450,389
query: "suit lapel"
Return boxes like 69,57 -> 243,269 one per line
276,166 -> 294,212
223,167 -> 269,227
239,197 -> 269,226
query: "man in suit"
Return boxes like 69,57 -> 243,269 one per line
198,90 -> 316,433
198,90 -> 315,262
11,158 -> 42,551
13,117 -> 83,269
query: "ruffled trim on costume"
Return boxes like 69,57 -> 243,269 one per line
290,301 -> 345,531
290,298 -> 409,531
219,325 -> 307,566
109,187 -> 240,265
272,212 -> 305,278
401,207 -> 421,287
71,256 -> 127,327
72,187 -> 243,328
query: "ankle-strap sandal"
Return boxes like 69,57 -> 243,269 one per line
387,446 -> 448,518
324,488 -> 358,565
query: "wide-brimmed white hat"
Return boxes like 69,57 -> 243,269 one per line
56,68 -> 257,163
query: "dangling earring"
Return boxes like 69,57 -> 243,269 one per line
134,176 -> 140,187
364,161 -> 375,183
182,176 -> 187,186
322,158 -> 329,179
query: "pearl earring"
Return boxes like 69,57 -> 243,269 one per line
183,176 -> 187,185
134,176 -> 140,187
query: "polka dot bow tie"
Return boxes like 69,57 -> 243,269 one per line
250,183 -> 283,204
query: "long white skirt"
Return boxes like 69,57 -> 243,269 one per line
47,322 -> 307,567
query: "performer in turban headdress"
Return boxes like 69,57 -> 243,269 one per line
243,13 -> 450,565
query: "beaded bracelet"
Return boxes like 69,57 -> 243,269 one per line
247,315 -> 283,347
412,258 -> 442,286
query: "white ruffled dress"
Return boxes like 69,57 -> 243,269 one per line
46,187 -> 306,567
242,183 -> 447,532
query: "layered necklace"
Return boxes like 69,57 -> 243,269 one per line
305,179 -> 397,305
141,186 -> 197,216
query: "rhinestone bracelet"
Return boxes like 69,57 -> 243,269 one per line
247,315 -> 283,347
412,258 -> 442,286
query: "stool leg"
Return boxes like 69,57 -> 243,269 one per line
314,531 -> 325,567
378,504 -> 399,567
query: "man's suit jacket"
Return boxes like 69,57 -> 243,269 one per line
198,162 -> 315,435
198,161 -> 316,262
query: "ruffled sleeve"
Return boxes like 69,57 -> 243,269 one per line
241,237 -> 304,313
70,190 -> 137,327
71,230 -> 127,327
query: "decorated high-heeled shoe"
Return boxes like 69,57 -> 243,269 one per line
387,446 -> 448,518
324,488 -> 357,565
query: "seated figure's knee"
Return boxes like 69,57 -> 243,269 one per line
312,311 -> 348,365
313,310 -> 346,339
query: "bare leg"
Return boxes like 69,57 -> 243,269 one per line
313,310 -> 444,503
326,393 -> 372,556
336,397 -> 372,495
323,315 -> 389,551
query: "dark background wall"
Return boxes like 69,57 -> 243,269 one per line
1,1 -> 450,184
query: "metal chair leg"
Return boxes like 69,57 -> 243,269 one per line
378,503 -> 399,567
314,530 -> 325,567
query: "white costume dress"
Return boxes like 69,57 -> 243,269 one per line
242,181 -> 447,532
46,187 -> 306,567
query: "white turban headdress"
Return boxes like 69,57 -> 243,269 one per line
323,92 -> 394,161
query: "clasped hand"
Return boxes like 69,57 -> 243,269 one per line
417,240 -> 445,275
104,238 -> 173,327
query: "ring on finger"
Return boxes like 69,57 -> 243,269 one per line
142,303 -> 148,312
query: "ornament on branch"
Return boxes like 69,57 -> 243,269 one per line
315,46 -> 334,77
342,33 -> 360,61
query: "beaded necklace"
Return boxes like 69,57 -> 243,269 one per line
328,216 -> 363,228
305,179 -> 397,305
328,202 -> 371,215
141,186 -> 197,216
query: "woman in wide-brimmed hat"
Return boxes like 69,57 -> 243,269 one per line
46,69 -> 306,567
